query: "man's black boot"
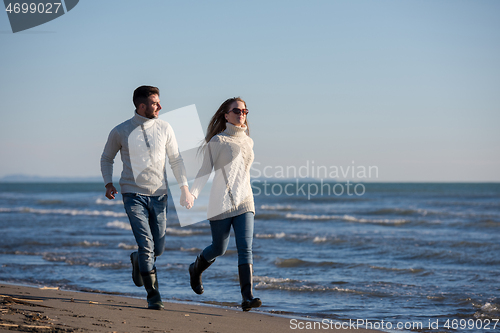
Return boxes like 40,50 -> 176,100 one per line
141,268 -> 164,310
189,254 -> 214,294
130,252 -> 143,287
238,263 -> 262,311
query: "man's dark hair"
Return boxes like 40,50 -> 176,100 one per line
133,86 -> 160,108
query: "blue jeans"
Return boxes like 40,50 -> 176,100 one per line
122,193 -> 167,273
202,212 -> 254,265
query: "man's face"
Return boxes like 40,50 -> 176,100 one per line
142,94 -> 162,119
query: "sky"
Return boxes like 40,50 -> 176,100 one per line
0,0 -> 499,182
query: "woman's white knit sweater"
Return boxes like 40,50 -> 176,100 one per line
190,123 -> 255,221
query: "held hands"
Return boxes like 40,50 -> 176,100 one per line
180,185 -> 194,209
105,183 -> 118,200
106,183 -> 194,208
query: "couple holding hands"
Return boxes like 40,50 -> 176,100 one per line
100,86 -> 261,311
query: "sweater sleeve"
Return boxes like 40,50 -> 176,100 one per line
190,140 -> 219,199
165,123 -> 189,188
100,128 -> 121,186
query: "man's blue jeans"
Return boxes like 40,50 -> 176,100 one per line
122,193 -> 167,273
202,212 -> 254,265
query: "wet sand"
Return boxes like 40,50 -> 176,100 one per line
0,283 -> 381,332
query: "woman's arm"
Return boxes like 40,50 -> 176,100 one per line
190,140 -> 218,199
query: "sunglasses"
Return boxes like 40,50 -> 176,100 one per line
229,108 -> 249,116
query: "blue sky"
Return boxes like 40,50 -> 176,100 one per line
1,0 -> 499,182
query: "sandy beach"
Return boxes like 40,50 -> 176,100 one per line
0,283 -> 381,333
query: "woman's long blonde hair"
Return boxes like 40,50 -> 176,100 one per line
204,97 -> 249,144
197,97 -> 249,157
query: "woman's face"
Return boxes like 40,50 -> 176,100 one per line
225,100 -> 247,127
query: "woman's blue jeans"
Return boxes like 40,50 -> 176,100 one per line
202,212 -> 254,265
122,193 -> 167,273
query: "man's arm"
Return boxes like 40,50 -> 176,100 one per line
101,129 -> 121,200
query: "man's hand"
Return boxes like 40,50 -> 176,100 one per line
105,183 -> 118,200
180,185 -> 194,209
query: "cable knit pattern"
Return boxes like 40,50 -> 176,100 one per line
190,123 -> 255,220
100,112 -> 188,196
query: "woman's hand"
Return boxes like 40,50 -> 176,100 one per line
180,185 -> 194,209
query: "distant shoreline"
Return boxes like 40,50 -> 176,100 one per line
1,174 -> 499,184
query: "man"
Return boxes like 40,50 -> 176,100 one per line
101,85 -> 193,310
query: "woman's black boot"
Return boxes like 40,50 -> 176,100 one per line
238,263 -> 262,311
189,254 -> 214,295
141,268 -> 164,310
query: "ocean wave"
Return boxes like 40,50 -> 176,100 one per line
95,197 -> 123,205
36,199 -> 65,205
255,232 -> 286,239
259,204 -> 295,211
255,233 -> 344,245
366,208 -> 428,216
274,257 -> 345,268
87,262 -> 129,269
42,254 -> 127,269
0,206 -> 126,217
3,250 -> 40,256
118,243 -> 137,250
476,219 -> 500,228
165,227 -> 207,236
313,236 -> 328,243
285,213 -> 409,225
449,240 -> 496,249
403,248 -> 500,266
369,265 -> 425,274
474,302 -> 500,320
254,213 -> 283,220
179,247 -> 201,253
106,221 -> 131,230
254,275 -> 359,293
76,240 -> 105,247
285,213 -> 338,221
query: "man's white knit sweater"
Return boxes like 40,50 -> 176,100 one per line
100,112 -> 188,196
190,123 -> 255,221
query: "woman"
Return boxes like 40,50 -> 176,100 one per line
188,97 -> 261,311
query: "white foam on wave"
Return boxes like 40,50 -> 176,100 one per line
118,243 -> 137,250
106,221 -> 132,230
255,233 -> 335,244
254,276 -> 295,283
95,197 -> 123,206
260,204 -> 294,211
286,213 -> 341,220
254,275 -> 355,293
165,227 -> 203,236
78,240 -> 104,247
255,232 -> 286,239
474,302 -> 500,319
0,207 -> 126,217
481,302 -> 499,313
180,247 -> 200,252
285,213 -> 408,224
313,236 -> 328,243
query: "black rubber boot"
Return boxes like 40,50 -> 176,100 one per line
238,264 -> 262,311
141,268 -> 164,310
130,252 -> 143,287
189,254 -> 214,295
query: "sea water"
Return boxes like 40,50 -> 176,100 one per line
0,182 -> 499,333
